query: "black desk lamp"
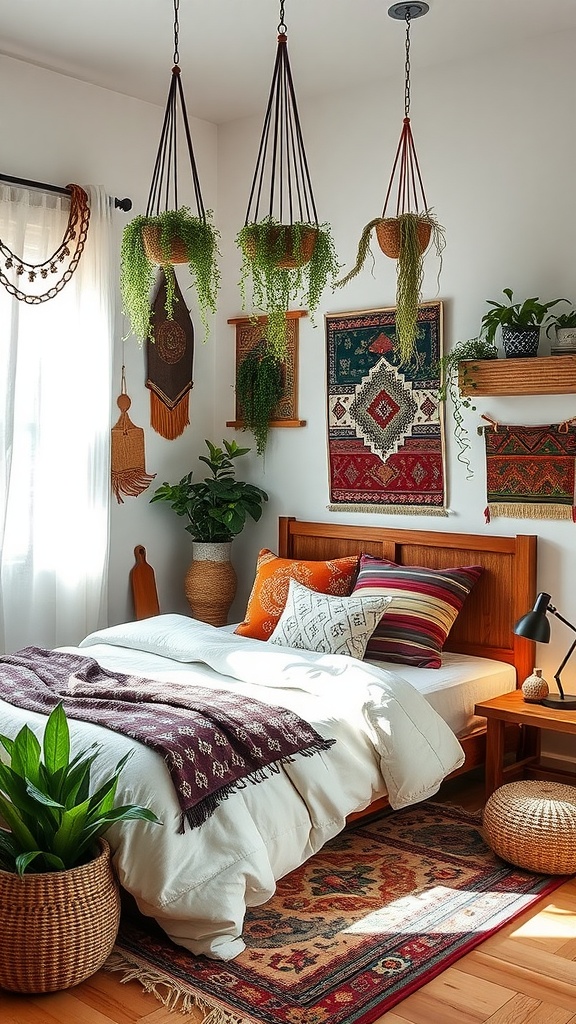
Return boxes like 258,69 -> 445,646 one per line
514,592 -> 576,710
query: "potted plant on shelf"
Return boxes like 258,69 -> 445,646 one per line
436,337 -> 498,480
335,210 -> 446,365
236,344 -> 284,457
120,207 -> 220,343
545,307 -> 576,354
236,217 -> 340,360
151,438 -> 268,625
0,703 -> 160,994
480,288 -> 568,358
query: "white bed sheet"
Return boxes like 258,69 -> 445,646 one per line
0,616 -> 482,961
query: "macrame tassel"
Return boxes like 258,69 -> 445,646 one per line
111,377 -> 156,504
149,390 -> 190,440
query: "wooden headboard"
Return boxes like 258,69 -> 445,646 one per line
278,517 -> 537,685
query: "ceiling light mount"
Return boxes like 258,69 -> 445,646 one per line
388,2 -> 429,20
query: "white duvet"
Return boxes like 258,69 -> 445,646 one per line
0,614 -> 464,960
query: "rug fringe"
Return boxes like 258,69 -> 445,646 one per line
327,503 -> 450,516
486,501 -> 573,521
105,949 -> 246,1022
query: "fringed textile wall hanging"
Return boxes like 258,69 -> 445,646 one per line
146,275 -> 194,439
111,368 -> 156,504
480,416 -> 576,523
0,183 -> 90,303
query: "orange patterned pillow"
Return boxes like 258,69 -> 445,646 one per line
235,549 -> 359,641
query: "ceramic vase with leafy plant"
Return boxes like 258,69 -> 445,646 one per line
335,210 -> 445,365
480,288 -> 568,358
120,207 -> 220,343
236,217 -> 340,360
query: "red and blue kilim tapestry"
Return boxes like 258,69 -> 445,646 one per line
480,419 -> 576,522
325,302 -> 446,515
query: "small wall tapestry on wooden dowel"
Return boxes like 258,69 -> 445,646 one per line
146,275 -> 194,439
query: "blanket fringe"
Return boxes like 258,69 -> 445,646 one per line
105,949 -> 246,1022
327,503 -> 449,516
486,501 -> 574,521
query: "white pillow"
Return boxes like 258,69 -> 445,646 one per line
268,578 -> 392,659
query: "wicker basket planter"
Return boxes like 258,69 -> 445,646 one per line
0,838 -> 120,993
243,223 -> 318,269
184,540 -> 237,626
483,780 -> 576,875
375,216 -> 431,259
141,223 -> 189,265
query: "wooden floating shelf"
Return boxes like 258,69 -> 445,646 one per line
226,419 -> 306,429
458,354 -> 576,396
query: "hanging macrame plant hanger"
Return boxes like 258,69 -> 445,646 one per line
111,366 -> 156,503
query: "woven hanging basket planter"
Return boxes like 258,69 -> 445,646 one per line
184,541 -> 238,626
0,839 -> 120,993
141,223 -> 189,265
376,217 -> 432,259
244,224 -> 318,269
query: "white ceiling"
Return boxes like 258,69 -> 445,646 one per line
1,0 -> 576,125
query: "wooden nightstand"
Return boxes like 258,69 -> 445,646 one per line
474,689 -> 576,800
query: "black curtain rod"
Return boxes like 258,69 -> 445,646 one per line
0,173 -> 132,212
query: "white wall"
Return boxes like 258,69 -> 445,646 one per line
215,31 -> 576,759
0,54 -> 218,624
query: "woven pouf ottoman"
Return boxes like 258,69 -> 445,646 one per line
483,780 -> 576,874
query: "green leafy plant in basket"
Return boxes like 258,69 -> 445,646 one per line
120,207 -> 220,343
435,337 -> 498,480
335,210 -> 445,366
151,438 -> 268,543
236,217 -> 340,360
236,346 -> 284,457
0,703 -> 160,876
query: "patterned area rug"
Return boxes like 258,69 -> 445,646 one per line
325,302 -> 446,515
107,801 -> 563,1024
481,420 -> 576,522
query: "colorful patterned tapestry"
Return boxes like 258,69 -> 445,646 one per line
481,419 -> 576,522
325,302 -> 446,514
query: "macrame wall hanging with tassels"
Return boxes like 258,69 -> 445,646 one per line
0,183 -> 90,303
146,274 -> 194,439
111,367 -> 156,504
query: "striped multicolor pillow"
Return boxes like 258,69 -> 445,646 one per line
353,554 -> 483,669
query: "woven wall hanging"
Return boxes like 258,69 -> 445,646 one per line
146,274 -> 194,439
111,368 -> 156,503
480,416 -> 576,523
0,183 -> 90,303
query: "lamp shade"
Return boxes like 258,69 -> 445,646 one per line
513,592 -> 552,643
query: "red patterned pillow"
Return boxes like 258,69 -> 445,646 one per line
353,554 -> 483,668
235,549 -> 359,641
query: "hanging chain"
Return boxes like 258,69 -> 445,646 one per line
404,10 -> 411,118
173,0 -> 180,65
278,0 -> 287,34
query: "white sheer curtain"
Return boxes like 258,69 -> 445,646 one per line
0,184 -> 113,653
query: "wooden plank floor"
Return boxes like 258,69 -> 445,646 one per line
2,772 -> 576,1024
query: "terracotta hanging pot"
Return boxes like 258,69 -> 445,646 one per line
141,223 -> 189,265
375,217 -> 432,259
184,541 -> 237,626
244,224 -> 318,269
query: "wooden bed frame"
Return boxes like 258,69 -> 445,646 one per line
278,517 -> 537,803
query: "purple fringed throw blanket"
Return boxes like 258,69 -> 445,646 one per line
0,647 -> 335,831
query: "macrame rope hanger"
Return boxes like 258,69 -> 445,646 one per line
146,0 -> 206,220
383,2 -> 430,218
245,0 -> 318,227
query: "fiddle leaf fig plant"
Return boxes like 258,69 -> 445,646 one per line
0,703 -> 160,876
151,438 -> 268,543
120,207 -> 220,343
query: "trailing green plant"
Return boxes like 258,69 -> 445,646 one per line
545,306 -> 576,337
480,288 -> 568,345
0,703 -> 160,876
335,211 -> 445,365
236,218 -> 340,359
236,346 -> 284,456
151,438 -> 268,543
436,337 -> 498,480
120,207 -> 220,343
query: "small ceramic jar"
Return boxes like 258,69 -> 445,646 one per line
521,668 -> 549,703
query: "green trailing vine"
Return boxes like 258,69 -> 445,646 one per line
236,346 -> 284,456
120,207 -> 220,343
335,211 -> 445,366
436,337 -> 497,479
236,217 -> 341,359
